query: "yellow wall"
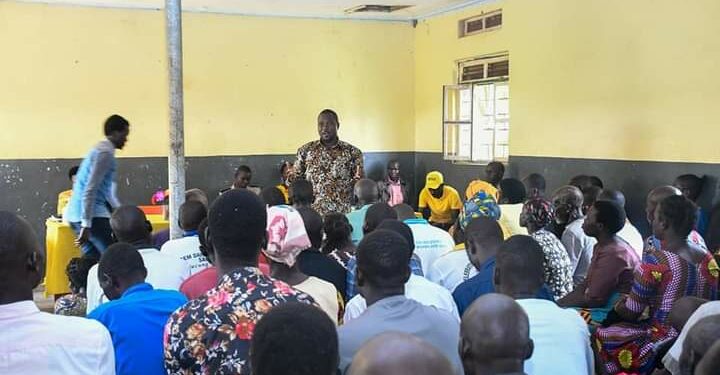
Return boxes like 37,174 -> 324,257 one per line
4,0 -> 720,163
0,2 -> 415,158
415,0 -> 720,163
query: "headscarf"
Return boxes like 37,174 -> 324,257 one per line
523,197 -> 555,229
459,191 -> 501,230
263,205 -> 311,267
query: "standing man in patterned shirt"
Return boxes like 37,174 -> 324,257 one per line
289,109 -> 363,215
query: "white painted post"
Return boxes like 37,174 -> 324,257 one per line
166,0 -> 186,239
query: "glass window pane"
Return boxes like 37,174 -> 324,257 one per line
444,85 -> 473,122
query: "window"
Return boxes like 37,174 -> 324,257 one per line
443,54 -> 509,163
458,10 -> 502,38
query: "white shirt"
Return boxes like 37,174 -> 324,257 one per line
405,219 -> 455,276
617,220 -> 644,258
427,248 -> 478,292
86,247 -> 191,314
516,299 -> 593,375
0,300 -> 115,375
561,217 -> 597,284
160,235 -> 210,275
343,274 -> 459,322
663,301 -> 720,374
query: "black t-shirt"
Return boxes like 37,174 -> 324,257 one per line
297,248 -> 348,300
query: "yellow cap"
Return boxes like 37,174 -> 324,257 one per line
425,171 -> 444,190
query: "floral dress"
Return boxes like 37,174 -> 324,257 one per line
163,267 -> 315,374
594,249 -> 718,374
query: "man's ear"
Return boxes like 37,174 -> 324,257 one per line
524,339 -> 534,360
356,269 -> 365,288
27,251 -> 43,288
493,266 -> 501,289
459,336 -> 472,362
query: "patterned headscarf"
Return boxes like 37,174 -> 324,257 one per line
263,206 -> 311,267
459,191 -> 502,230
523,197 -> 555,229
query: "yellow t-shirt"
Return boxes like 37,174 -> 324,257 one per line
418,186 -> 463,224
57,190 -> 72,217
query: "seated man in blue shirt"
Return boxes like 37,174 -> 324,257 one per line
453,217 -> 554,317
88,242 -> 187,375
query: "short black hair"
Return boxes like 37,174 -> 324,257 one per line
496,235 -> 545,295
319,109 -> 339,127
197,218 -> 211,259
291,179 -> 314,206
569,175 -> 603,190
357,230 -> 411,288
598,189 -> 626,208
658,195 -> 697,238
250,302 -> 338,375
393,203 -> 416,221
322,213 -> 353,254
592,200 -> 626,235
675,174 -> 704,200
298,207 -> 323,249
208,189 -> 267,261
387,160 -> 400,169
66,256 -> 97,292
98,242 -> 146,280
103,114 -> 129,136
499,178 -> 527,204
465,216 -> 504,249
588,176 -> 604,189
234,165 -> 252,179
377,219 -> 415,254
582,186 -> 603,207
68,166 -> 79,181
364,203 -> 397,234
180,200 -> 208,231
524,173 -> 546,193
487,161 -> 505,174
261,186 -> 286,207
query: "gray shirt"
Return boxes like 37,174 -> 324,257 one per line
337,295 -> 462,374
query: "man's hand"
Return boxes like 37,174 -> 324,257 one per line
353,165 -> 363,180
75,227 -> 90,247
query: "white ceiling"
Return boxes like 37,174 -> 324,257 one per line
15,0 -> 487,21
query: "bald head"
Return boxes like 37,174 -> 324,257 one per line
110,206 -> 151,244
348,332 -> 454,375
0,211 -> 43,302
355,179 -> 379,206
646,186 -> 681,224
680,315 -> 720,374
460,294 -> 532,375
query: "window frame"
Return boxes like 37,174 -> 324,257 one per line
442,53 -> 509,165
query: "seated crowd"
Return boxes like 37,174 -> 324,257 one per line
3,158 -> 720,375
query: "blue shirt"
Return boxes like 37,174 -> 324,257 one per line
346,205 -> 371,245
66,139 -> 119,227
345,254 -> 424,300
452,257 -> 555,317
88,283 -> 187,375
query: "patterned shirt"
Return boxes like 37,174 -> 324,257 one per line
531,229 -> 575,299
293,140 -> 363,215
54,293 -> 87,317
163,267 -> 315,375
